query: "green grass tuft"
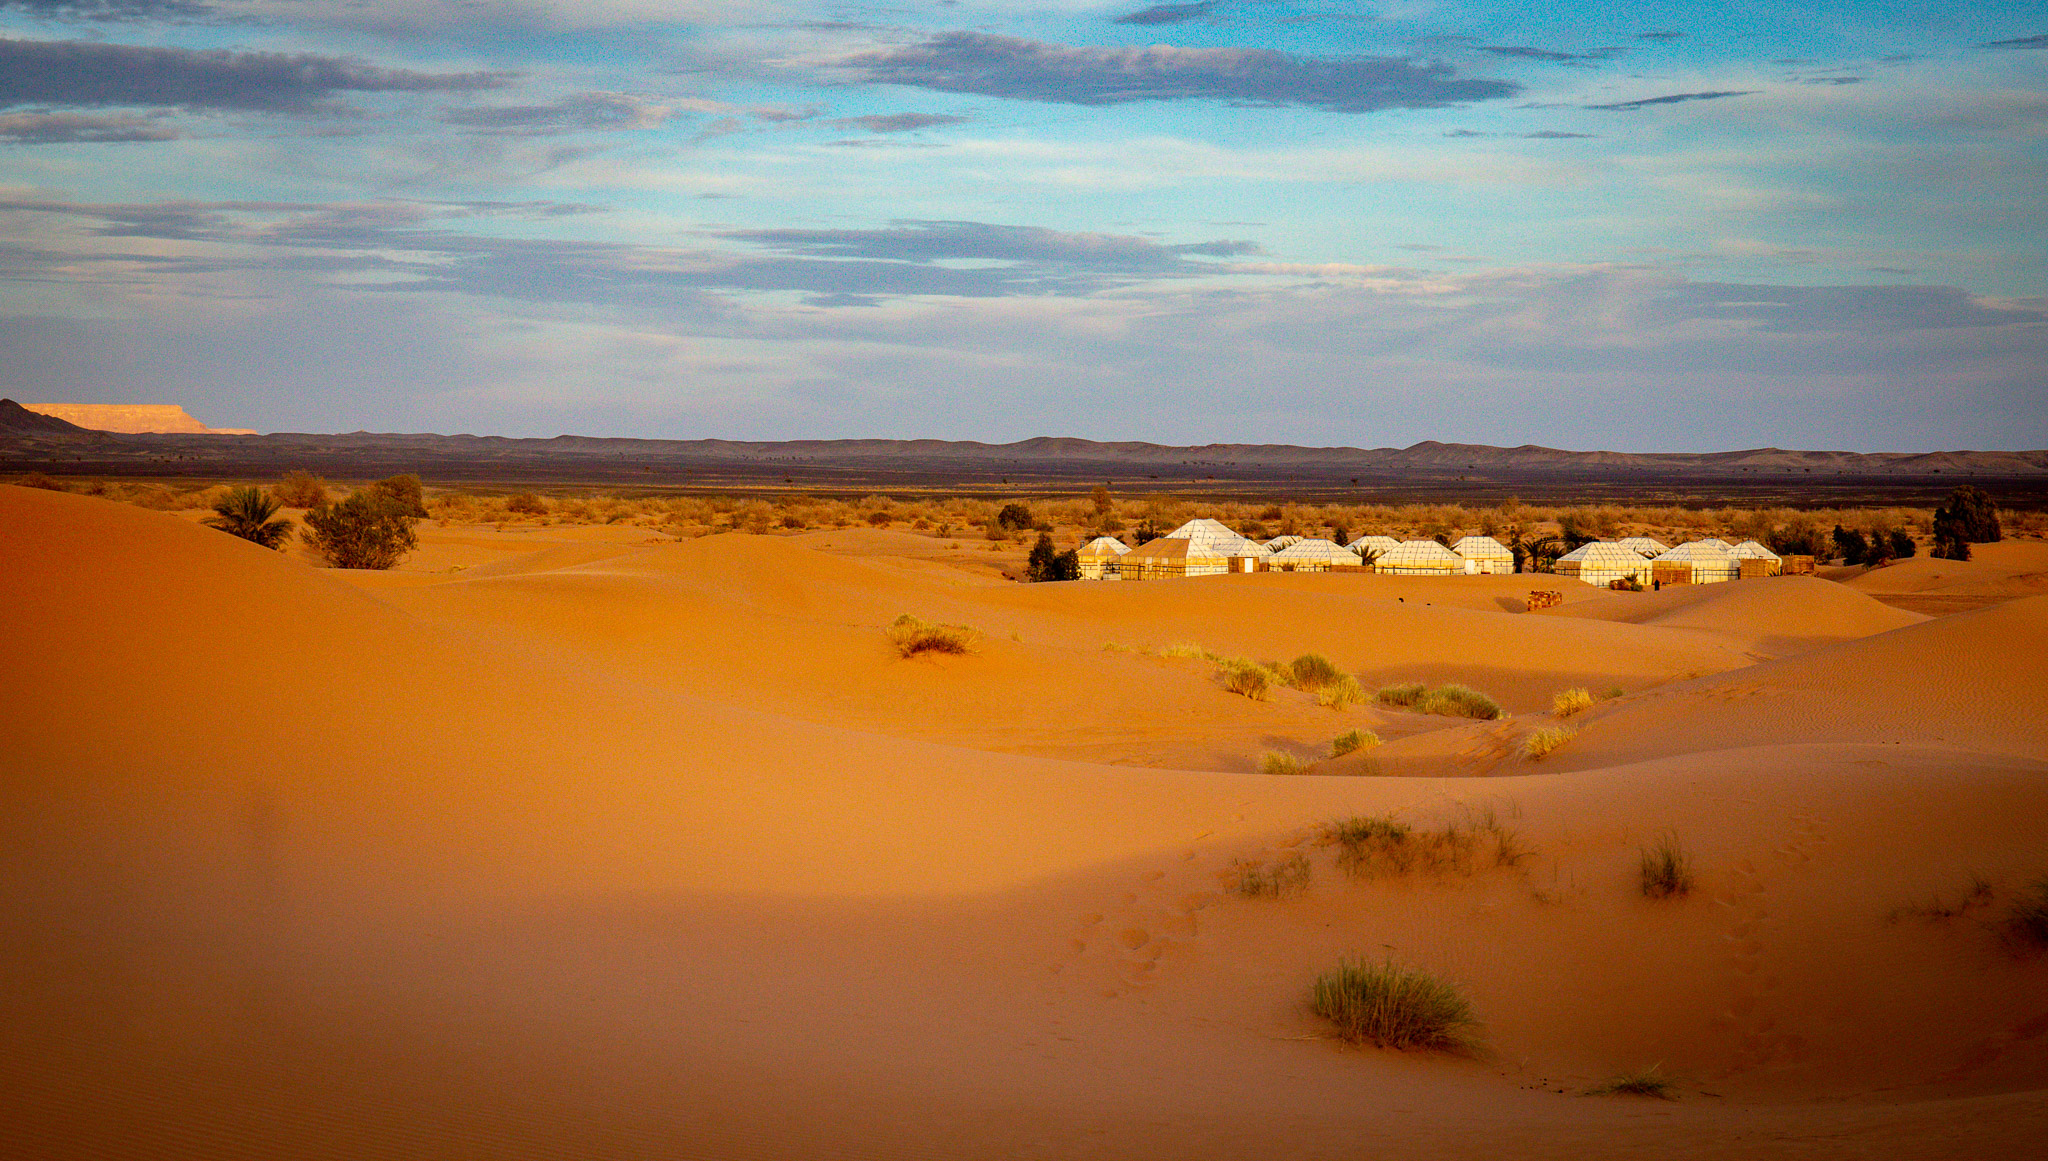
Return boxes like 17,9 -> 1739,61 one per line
1260,750 -> 1307,776
1639,833 -> 1695,900
1585,1066 -> 1677,1099
1522,726 -> 1578,761
886,614 -> 977,657
1330,728 -> 1380,758
1552,687 -> 1595,717
1229,853 -> 1312,898
1310,958 -> 1479,1051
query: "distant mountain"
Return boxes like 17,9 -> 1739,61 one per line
0,398 -> 107,442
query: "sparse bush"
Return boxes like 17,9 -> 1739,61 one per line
1552,687 -> 1595,717
1639,834 -> 1695,900
271,470 -> 328,509
17,471 -> 66,490
1522,726 -> 1577,761
1601,686 -> 1625,700
1586,1067 -> 1676,1099
301,492 -> 418,569
885,613 -> 976,657
995,502 -> 1034,530
504,492 -> 548,515
1326,815 -> 1479,878
204,486 -> 294,550
1331,729 -> 1380,758
1415,684 -> 1502,720
2006,878 -> 2048,952
1375,682 -> 1426,707
1219,658 -> 1279,701
1285,653 -> 1346,692
1260,750 -> 1307,776
365,473 -> 429,518
1160,642 -> 1211,660
1229,853 -> 1311,898
1310,958 -> 1478,1051
1315,674 -> 1366,709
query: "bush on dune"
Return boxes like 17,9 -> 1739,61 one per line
1310,958 -> 1478,1052
1639,833 -> 1695,900
1218,658 -> 1279,701
365,473 -> 429,518
886,614 -> 977,657
1284,653 -> 1346,691
2006,878 -> 2048,952
1330,728 -> 1380,758
204,486 -> 294,550
1586,1067 -> 1677,1099
1522,726 -> 1577,761
1552,687 -> 1594,717
1229,852 -> 1311,898
301,492 -> 418,569
270,470 -> 328,509
1415,684 -> 1502,720
1259,750 -> 1307,776
1375,682 -> 1427,708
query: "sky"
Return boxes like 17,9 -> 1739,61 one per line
0,2 -> 2043,450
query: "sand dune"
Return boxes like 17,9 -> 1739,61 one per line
1542,575 -> 1926,657
1844,541 -> 2048,615
4,485 -> 2046,1159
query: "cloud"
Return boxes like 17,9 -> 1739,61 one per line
1980,33 -> 2048,50
0,0 -> 214,19
717,219 -> 1260,273
835,32 -> 1520,113
0,109 -> 179,141
1635,31 -> 1683,42
1588,89 -> 1757,111
829,112 -> 970,133
444,92 -> 674,134
0,37 -> 513,112
1523,130 -> 1596,139
1476,45 -> 1624,64
1111,2 -> 1212,25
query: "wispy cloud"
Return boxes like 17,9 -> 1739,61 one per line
0,0 -> 215,20
1111,2 -> 1213,26
0,108 -> 180,141
0,38 -> 513,112
835,32 -> 1519,113
1635,31 -> 1684,42
1980,32 -> 2048,50
1588,89 -> 1757,111
443,92 -> 676,134
717,219 -> 1259,272
828,112 -> 970,133
1476,45 -> 1625,64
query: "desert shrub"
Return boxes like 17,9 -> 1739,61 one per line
1285,653 -> 1346,692
204,486 -> 294,550
504,492 -> 548,515
1160,642 -> 1213,661
1326,815 -> 1478,878
17,471 -> 67,490
1220,660 -> 1276,701
1260,750 -> 1306,776
1315,674 -> 1367,710
1310,958 -> 1478,1051
1889,529 -> 1916,559
995,502 -> 1034,530
1933,484 -> 2001,550
1552,687 -> 1594,717
1832,525 -> 1870,565
1639,834 -> 1695,900
364,473 -> 429,518
1375,682 -> 1427,707
271,470 -> 328,508
1586,1067 -> 1676,1099
1025,532 -> 1080,581
1415,684 -> 1502,720
2006,878 -> 2048,951
1229,853 -> 1311,898
301,492 -> 418,569
885,613 -> 976,657
1330,729 -> 1380,757
1602,686 -> 1625,700
1522,726 -> 1577,761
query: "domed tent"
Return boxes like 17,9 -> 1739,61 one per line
1616,536 -> 1671,558
1267,538 -> 1364,573
1555,542 -> 1650,587
1450,535 -> 1515,575
1731,539 -> 1783,578
1076,536 -> 1130,580
1374,539 -> 1466,576
1347,535 -> 1401,566
1654,541 -> 1741,585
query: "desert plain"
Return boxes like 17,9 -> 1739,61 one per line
4,480 -> 2048,1159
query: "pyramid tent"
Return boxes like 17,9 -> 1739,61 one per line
1165,518 -> 1269,558
1374,539 -> 1465,575
1555,542 -> 1650,587
1731,540 -> 1782,562
1262,535 -> 1303,551
1450,535 -> 1514,575
1268,538 -> 1364,572
1616,536 -> 1671,557
1076,536 -> 1130,580
1697,538 -> 1737,552
1348,535 -> 1401,564
1655,541 -> 1741,583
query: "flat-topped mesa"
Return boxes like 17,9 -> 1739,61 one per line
21,403 -> 257,435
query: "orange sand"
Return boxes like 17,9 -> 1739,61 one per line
3,484 -> 2045,1159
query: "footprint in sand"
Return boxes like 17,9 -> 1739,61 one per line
1715,859 -> 1808,1073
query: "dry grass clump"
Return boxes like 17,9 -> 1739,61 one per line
1229,853 -> 1312,898
270,470 -> 328,508
1375,681 -> 1426,707
1374,681 -> 1501,720
504,492 -> 548,515
1310,958 -> 1479,1052
1315,674 -> 1367,710
886,613 -> 977,657
1552,687 -> 1595,717
1330,728 -> 1380,758
1259,750 -> 1307,776
1218,657 -> 1280,701
1586,1067 -> 1677,1099
1160,641 -> 1216,661
1522,726 -> 1577,761
1284,653 -> 1346,691
1326,809 -> 1529,877
1639,834 -> 1695,900
2006,878 -> 2048,951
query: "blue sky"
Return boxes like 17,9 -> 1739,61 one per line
0,1 -> 2042,450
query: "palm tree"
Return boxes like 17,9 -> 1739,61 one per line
205,486 -> 294,549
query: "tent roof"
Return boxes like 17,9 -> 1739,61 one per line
1270,538 -> 1363,564
1078,536 -> 1130,557
1348,535 -> 1402,554
1697,538 -> 1737,551
1263,535 -> 1303,550
1616,536 -> 1671,556
1125,538 -> 1219,562
1558,542 -> 1648,564
1731,540 -> 1782,561
1658,541 -> 1739,561
1450,535 -> 1512,559
1164,517 -> 1267,557
1378,539 -> 1464,567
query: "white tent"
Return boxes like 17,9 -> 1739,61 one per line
1731,540 -> 1781,562
1655,541 -> 1742,583
1374,539 -> 1466,576
1697,538 -> 1737,553
1268,538 -> 1364,573
1555,542 -> 1650,587
1262,535 -> 1304,551
1449,535 -> 1515,575
1166,518 -> 1269,559
1615,536 -> 1671,558
1347,535 -> 1401,565
1076,536 -> 1129,580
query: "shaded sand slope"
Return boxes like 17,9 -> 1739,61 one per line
1542,575 -> 1925,657
1543,595 -> 2048,771
5,487 -> 2047,1159
1845,541 -> 2048,615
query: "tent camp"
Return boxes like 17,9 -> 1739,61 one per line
1654,541 -> 1742,584
1268,538 -> 1364,573
1449,535 -> 1515,575
1555,542 -> 1651,587
1374,540 -> 1466,576
1347,535 -> 1402,566
1163,518 -> 1268,572
1076,536 -> 1130,580
1731,539 -> 1783,578
1119,536 -> 1231,581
